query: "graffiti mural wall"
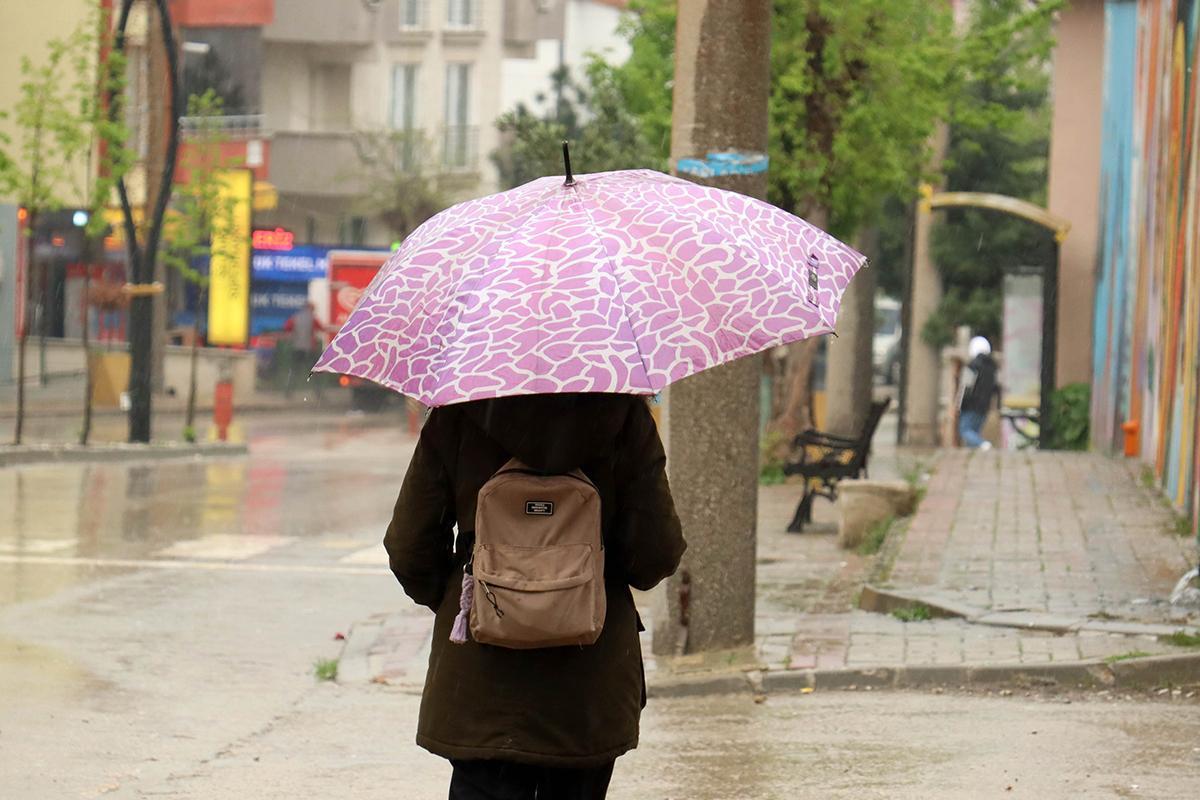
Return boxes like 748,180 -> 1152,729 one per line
1093,0 -> 1199,535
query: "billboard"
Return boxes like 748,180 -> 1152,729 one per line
207,169 -> 253,346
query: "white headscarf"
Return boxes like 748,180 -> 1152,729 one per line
968,336 -> 991,359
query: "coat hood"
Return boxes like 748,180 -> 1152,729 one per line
462,393 -> 639,473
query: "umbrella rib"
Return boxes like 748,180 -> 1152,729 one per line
570,185 -> 658,394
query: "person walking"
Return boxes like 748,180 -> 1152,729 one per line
958,336 -> 1000,450
283,301 -> 322,399
385,392 -> 685,800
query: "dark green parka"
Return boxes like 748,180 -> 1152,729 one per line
384,393 -> 685,767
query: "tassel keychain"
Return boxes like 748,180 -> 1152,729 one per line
449,569 -> 474,644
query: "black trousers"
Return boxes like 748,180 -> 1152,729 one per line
448,759 -> 615,800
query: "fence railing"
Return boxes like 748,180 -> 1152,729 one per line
179,114 -> 265,137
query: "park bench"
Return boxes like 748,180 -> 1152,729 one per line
782,397 -> 891,533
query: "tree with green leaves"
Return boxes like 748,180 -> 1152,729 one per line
924,0 -> 1064,348
492,61 -> 666,189
162,90 -> 240,442
352,129 -> 448,242
0,6 -> 133,445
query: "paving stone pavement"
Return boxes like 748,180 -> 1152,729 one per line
347,414 -> 1200,691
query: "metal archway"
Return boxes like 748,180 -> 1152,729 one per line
900,184 -> 1071,450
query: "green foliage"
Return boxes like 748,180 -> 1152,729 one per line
1103,650 -> 1152,664
313,658 -> 339,682
857,516 -> 894,556
352,128 -> 448,239
492,62 -> 666,189
924,0 -> 1065,348
892,604 -> 932,622
1160,631 -> 1200,648
760,463 -> 786,486
769,0 -> 954,240
0,4 -> 133,236
1044,382 -> 1090,451
163,90 -> 241,289
588,0 -> 953,248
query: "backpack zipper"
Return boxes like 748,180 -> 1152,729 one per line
477,578 -> 503,618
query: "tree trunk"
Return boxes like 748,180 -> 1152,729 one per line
765,204 -> 830,452
81,262 -> 93,445
13,210 -> 36,445
653,0 -> 772,658
185,288 -> 201,442
823,227 -> 879,438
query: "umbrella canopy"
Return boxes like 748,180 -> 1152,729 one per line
313,169 -> 866,407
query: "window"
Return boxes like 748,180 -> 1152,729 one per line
391,64 -> 418,131
443,63 -> 474,169
399,0 -> 425,29
445,63 -> 470,127
446,0 -> 477,29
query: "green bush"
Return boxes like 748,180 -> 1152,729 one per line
1044,382 -> 1090,451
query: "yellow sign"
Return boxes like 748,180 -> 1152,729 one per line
208,169 -> 253,346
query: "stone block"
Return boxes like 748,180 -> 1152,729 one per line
837,480 -> 918,550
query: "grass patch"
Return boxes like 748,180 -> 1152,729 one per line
1172,514 -> 1194,538
1160,631 -> 1200,648
314,657 -> 339,682
1139,466 -> 1157,490
1104,651 -> 1152,664
892,604 -> 932,622
857,516 -> 894,556
760,462 -> 786,486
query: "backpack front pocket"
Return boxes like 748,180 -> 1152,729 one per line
470,542 -> 606,649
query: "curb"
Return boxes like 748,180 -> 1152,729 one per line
646,652 -> 1200,699
0,441 -> 249,466
858,584 -> 1200,638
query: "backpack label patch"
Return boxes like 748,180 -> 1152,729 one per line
525,501 -> 555,516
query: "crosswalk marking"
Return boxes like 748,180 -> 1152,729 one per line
0,553 -> 390,577
0,539 -> 74,555
157,534 -> 296,561
339,543 -> 388,566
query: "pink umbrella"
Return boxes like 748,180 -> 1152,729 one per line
314,167 -> 866,407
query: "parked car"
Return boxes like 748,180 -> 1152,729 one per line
874,296 -> 902,385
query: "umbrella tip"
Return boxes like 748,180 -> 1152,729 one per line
562,140 -> 575,187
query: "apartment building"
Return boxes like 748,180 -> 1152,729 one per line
500,0 -> 630,117
258,0 -> 507,248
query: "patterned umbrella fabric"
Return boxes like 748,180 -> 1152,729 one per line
314,169 -> 867,407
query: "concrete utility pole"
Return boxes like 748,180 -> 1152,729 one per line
653,0 -> 771,657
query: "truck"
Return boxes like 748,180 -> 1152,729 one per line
326,249 -> 392,410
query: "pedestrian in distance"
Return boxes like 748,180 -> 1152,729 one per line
958,335 -> 1001,450
385,392 -> 686,800
283,300 -> 323,400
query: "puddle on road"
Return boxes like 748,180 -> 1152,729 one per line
0,634 -> 110,705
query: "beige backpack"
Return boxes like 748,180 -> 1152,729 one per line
448,459 -> 606,649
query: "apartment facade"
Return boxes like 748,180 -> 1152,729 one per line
258,0 -> 507,247
500,0 -> 630,117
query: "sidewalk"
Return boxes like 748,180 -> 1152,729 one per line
340,414 -> 1200,695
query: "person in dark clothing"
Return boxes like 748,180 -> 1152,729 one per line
385,393 -> 686,800
958,336 -> 1001,450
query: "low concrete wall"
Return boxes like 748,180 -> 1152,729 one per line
8,338 -> 257,401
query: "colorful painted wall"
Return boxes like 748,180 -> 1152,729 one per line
1093,0 -> 1199,537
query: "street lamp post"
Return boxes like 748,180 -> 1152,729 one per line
113,0 -> 181,443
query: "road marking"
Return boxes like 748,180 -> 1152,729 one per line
339,543 -> 388,565
157,534 -> 296,561
0,553 -> 390,577
0,539 -> 75,554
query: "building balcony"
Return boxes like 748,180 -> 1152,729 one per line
263,0 -> 376,45
269,130 -> 367,197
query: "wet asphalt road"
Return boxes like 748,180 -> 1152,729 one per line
2,409 -> 1199,799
